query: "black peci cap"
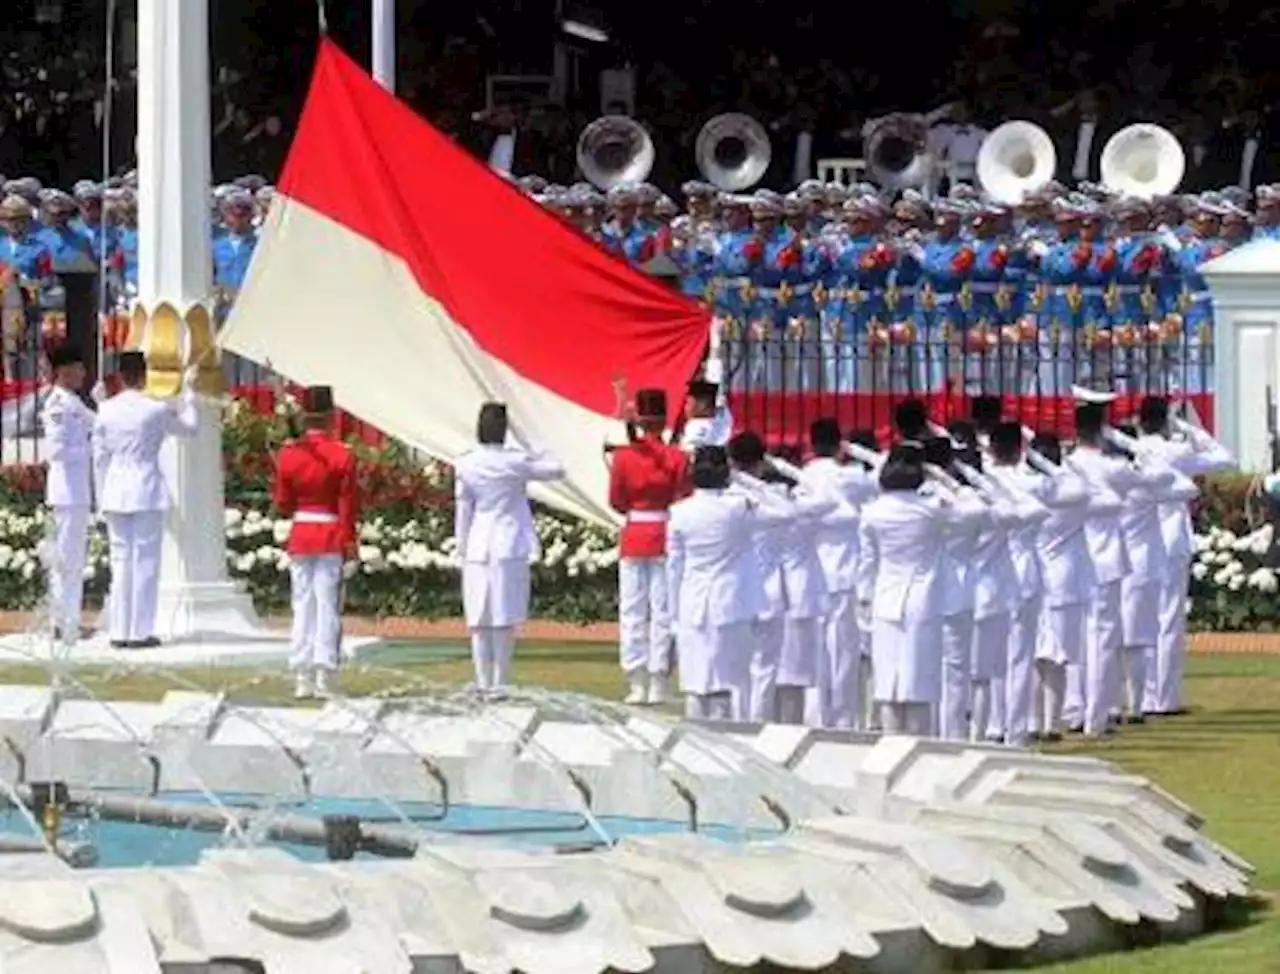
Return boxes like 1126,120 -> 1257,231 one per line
47,345 -> 84,369
303,385 -> 334,414
633,387 -> 667,420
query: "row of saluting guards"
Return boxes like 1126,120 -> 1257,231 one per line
38,338 -> 1233,736
603,384 -> 1233,742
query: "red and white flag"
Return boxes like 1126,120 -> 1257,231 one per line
220,40 -> 710,525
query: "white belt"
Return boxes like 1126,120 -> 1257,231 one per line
627,511 -> 670,524
293,511 -> 339,524
1190,290 -> 1212,302
1054,286 -> 1105,297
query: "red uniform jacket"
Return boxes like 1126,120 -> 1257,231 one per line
608,435 -> 690,558
272,430 -> 359,557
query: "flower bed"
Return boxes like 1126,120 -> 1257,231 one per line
0,400 -> 1267,628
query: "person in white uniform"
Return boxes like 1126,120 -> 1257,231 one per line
667,446 -> 792,720
984,423 -> 1052,746
1135,398 -> 1234,715
1065,395 -> 1173,736
41,345 -> 96,643
1103,422 -> 1180,723
857,444 -> 979,736
728,434 -> 833,723
1022,433 -> 1092,739
920,435 -> 989,741
799,419 -> 877,729
678,378 -> 734,451
454,402 -> 566,699
92,351 -> 199,648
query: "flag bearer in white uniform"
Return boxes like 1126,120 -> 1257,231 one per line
799,418 -> 877,729
1135,398 -> 1234,715
677,378 -> 734,451
454,402 -> 566,699
607,388 -> 689,705
92,351 -> 199,648
985,422 -> 1051,746
41,345 -> 95,643
667,446 -> 792,721
857,445 -> 978,736
1022,433 -> 1092,740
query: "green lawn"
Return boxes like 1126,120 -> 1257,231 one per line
1,646 -> 1276,972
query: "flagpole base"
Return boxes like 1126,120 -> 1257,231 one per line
153,580 -> 268,642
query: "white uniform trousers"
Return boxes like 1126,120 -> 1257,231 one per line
470,627 -> 516,693
1004,597 -> 1042,746
970,612 -> 1010,742
103,511 -> 164,643
47,505 -> 90,638
808,592 -> 861,728
879,702 -> 932,736
618,556 -> 671,676
288,554 -> 343,671
1120,579 -> 1159,718
939,612 -> 973,741
1145,559 -> 1190,714
1077,580 -> 1123,736
747,617 -> 783,722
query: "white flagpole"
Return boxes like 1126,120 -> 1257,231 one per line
372,0 -> 395,92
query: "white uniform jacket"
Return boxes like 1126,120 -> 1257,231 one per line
666,488 -> 792,629
799,458 -> 877,596
92,386 -> 198,514
42,386 -> 95,509
453,445 -> 566,565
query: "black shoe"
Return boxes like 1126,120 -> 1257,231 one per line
1067,724 -> 1084,734
109,640 -> 130,649
1127,715 -> 1146,725
129,637 -> 161,649
1042,732 -> 1064,744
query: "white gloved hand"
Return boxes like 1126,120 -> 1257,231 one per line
90,380 -> 107,403
182,363 -> 201,392
342,560 -> 358,581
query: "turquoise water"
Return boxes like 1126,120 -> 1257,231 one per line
1,792 -> 778,868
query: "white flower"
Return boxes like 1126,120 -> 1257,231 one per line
1214,550 -> 1235,565
224,508 -> 243,528
1228,574 -> 1245,591
1191,533 -> 1211,553
272,520 -> 291,544
235,553 -> 256,573
1247,567 -> 1279,594
1213,529 -> 1238,551
1191,562 -> 1209,580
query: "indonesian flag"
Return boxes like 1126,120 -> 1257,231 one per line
219,40 -> 710,526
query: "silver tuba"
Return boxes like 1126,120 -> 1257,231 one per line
1100,123 -> 1185,200
863,113 -> 933,190
976,120 -> 1057,205
695,113 -> 772,191
576,115 -> 656,191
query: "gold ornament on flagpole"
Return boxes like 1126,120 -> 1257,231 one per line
126,301 -> 225,398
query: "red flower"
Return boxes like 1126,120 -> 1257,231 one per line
742,238 -> 764,262
653,225 -> 672,255
35,251 -> 52,278
636,237 -> 656,263
951,247 -> 976,274
988,245 -> 1009,271
776,244 -> 801,270
1071,242 -> 1093,268
1094,247 -> 1118,273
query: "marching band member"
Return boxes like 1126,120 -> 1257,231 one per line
666,446 -> 792,721
608,388 -> 690,705
728,433 -> 834,723
1134,397 -> 1234,715
41,345 -> 96,644
454,402 -> 566,700
799,418 -> 877,728
272,386 -> 359,699
1023,432 -> 1093,739
93,352 -> 199,649
856,444 -> 979,736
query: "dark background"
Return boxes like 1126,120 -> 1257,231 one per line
3,0 -> 1278,189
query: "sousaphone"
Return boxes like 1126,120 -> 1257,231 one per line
576,115 -> 655,191
695,113 -> 772,191
863,113 -> 933,190
1100,123 -> 1185,200
977,120 -> 1057,205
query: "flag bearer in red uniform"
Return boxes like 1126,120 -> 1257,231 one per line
272,386 -> 359,699
608,388 -> 690,705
